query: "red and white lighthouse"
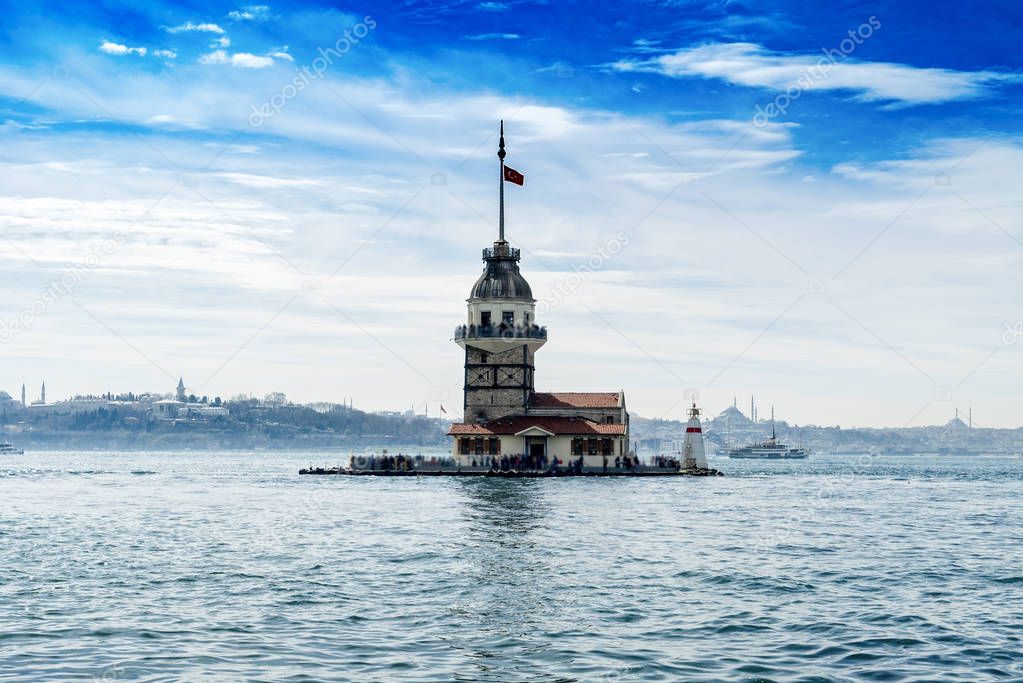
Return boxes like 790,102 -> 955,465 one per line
683,402 -> 708,470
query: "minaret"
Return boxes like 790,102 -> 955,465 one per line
177,377 -> 186,402
21,383 -> 25,407
40,381 -> 45,404
682,402 -> 708,470
454,121 -> 545,424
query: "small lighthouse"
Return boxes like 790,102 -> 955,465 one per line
682,402 -> 708,470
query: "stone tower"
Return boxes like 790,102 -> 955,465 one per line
453,122 -> 546,424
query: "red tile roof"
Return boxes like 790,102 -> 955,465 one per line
530,392 -> 621,409
448,415 -> 626,436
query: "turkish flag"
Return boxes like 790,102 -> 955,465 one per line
503,165 -> 524,185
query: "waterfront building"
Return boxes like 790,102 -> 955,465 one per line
447,123 -> 629,467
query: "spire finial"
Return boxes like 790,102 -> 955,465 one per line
498,120 -> 506,242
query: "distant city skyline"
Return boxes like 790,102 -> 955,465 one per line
0,377 -> 999,430
0,1 -> 1020,427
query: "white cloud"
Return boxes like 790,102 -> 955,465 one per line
99,41 -> 146,56
231,53 -> 274,69
166,21 -> 225,34
198,50 -> 276,68
212,36 -> 231,48
144,114 -> 199,128
267,45 -> 293,62
0,62 -> 1019,425
198,50 -> 228,65
612,42 -> 1018,105
152,49 -> 177,59
228,5 -> 271,21
465,33 -> 520,40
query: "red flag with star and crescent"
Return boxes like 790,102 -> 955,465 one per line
503,165 -> 524,185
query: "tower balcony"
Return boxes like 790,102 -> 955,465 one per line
483,245 -> 520,260
454,323 -> 547,353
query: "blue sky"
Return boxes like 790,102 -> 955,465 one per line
0,0 -> 1020,427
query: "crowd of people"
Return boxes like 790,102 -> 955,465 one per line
352,454 -> 418,471
466,453 -> 647,473
470,453 -> 555,471
653,455 -> 685,470
346,452 -> 663,473
455,321 -> 547,340
609,455 -> 640,471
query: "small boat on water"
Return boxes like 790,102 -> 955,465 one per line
0,441 -> 24,455
727,408 -> 808,459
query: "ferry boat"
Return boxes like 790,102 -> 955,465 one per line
0,441 -> 24,455
727,409 -> 808,459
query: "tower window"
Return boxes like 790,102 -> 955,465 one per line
481,353 -> 488,364
502,311 -> 514,325
480,311 -> 492,327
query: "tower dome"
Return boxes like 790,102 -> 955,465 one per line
470,241 -> 533,300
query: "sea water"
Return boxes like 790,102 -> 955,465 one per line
1,451 -> 1021,681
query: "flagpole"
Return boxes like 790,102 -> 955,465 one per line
498,119 -> 506,242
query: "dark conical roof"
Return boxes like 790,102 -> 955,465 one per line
470,241 -> 533,300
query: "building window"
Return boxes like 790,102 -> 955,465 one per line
605,416 -> 615,424
601,438 -> 613,455
480,311 -> 492,327
474,437 -> 485,455
481,353 -> 488,364
488,437 -> 500,455
571,438 -> 584,455
587,438 -> 598,455
460,438 -> 471,455
502,311 -> 514,325
524,312 -> 530,324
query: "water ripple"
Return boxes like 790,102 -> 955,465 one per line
0,452 -> 1021,681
